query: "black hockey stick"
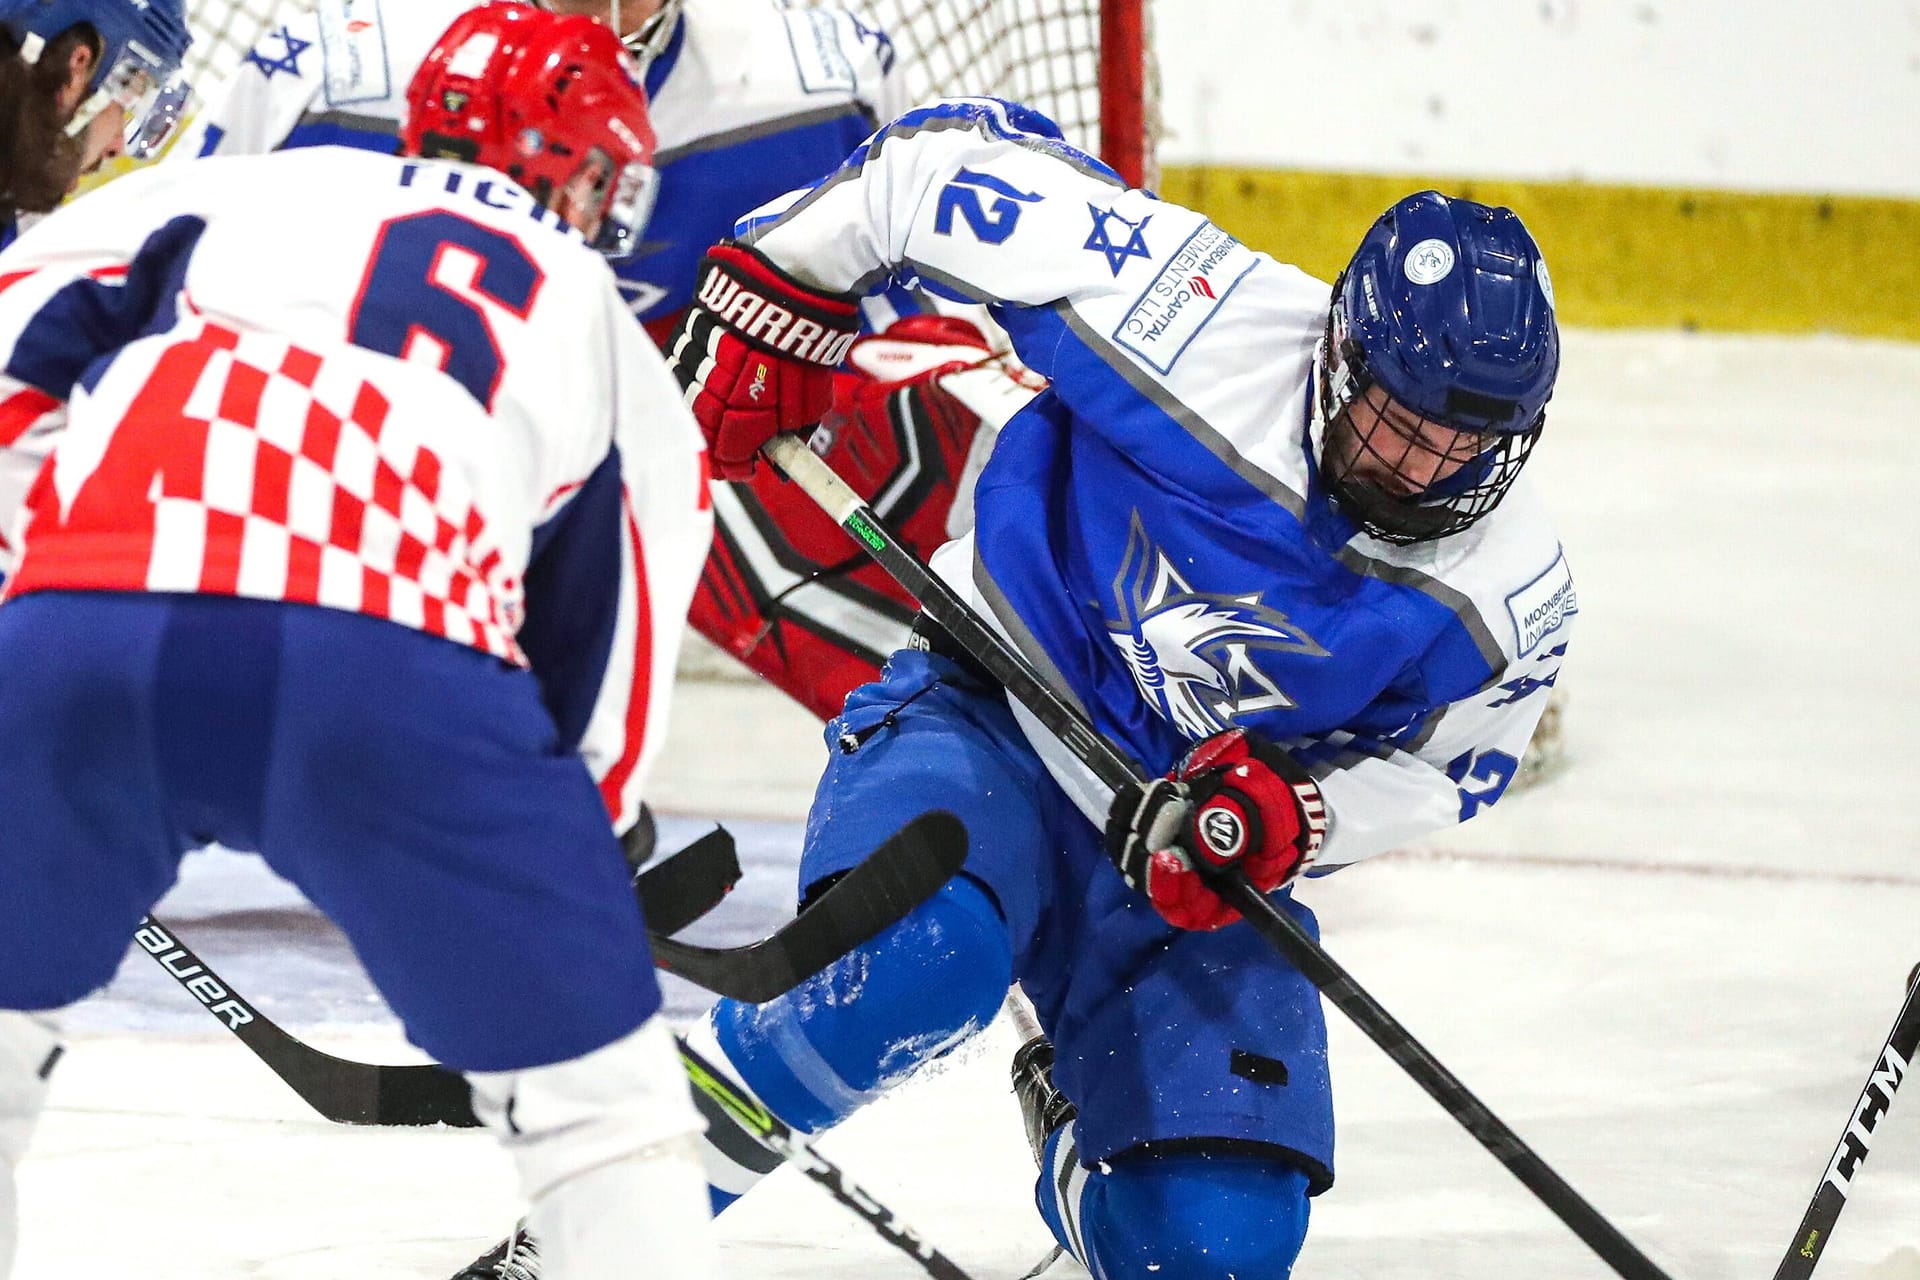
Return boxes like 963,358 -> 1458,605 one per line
1772,963 -> 1920,1279
449,1033 -> 983,1280
132,827 -> 744,1128
678,1036 -> 978,1279
650,809 -> 967,1000
134,913 -> 481,1127
142,814 -> 964,1126
631,825 -> 742,937
765,431 -> 1679,1280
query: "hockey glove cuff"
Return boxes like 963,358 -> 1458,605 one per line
1103,728 -> 1328,932
664,241 -> 862,480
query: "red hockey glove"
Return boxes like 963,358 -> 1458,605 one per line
1103,729 -> 1328,932
664,242 -> 862,480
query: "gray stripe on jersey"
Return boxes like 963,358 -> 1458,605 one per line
290,108 -> 399,139
971,544 -> 1092,721
1299,702 -> 1450,783
1331,547 -> 1506,673
1052,302 -> 1509,676
1048,1119 -> 1091,1266
1054,301 -> 1309,518
655,102 -> 873,165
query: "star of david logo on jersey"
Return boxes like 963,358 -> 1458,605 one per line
246,24 -> 312,79
1084,204 -> 1152,276
1104,513 -> 1328,739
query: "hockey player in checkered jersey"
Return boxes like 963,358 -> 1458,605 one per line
176,0 -> 1043,735
648,100 -> 1576,1277
0,9 -> 720,1278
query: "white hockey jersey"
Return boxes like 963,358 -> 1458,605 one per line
0,146 -> 712,832
175,0 -> 906,335
737,99 -> 1577,867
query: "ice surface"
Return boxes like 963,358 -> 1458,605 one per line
15,330 -> 1920,1277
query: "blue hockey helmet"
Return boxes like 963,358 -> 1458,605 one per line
1318,190 -> 1559,544
0,0 -> 194,158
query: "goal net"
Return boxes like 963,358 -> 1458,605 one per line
181,0 -> 308,98
787,0 -> 1156,185
181,0 -> 1157,181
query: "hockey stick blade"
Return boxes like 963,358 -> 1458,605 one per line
635,824 -> 740,936
135,829 -> 741,1129
1771,966 -> 1920,1280
650,810 -> 968,1001
679,1036 -> 978,1280
135,915 -> 480,1127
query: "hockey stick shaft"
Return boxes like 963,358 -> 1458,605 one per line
1772,967 -> 1920,1279
131,827 -> 751,1128
142,916 -> 978,1280
679,1039 -> 978,1280
140,813 -> 963,1126
766,431 -> 1677,1280
135,913 -> 481,1127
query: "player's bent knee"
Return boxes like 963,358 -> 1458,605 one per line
1079,1147 -> 1313,1280
714,875 -> 1010,1133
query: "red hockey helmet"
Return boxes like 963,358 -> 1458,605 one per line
403,2 -> 659,259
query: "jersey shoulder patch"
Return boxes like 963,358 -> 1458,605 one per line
315,0 -> 392,107
778,7 -> 860,94
1505,544 -> 1577,657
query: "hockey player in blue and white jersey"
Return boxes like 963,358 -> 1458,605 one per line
179,0 -> 1033,740
0,9 -> 718,1277
0,0 -> 191,251
660,99 -> 1573,1276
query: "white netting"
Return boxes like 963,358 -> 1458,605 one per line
791,0 -> 1102,152
184,1 -> 1154,169
792,0 -> 1157,180
182,0 -> 316,98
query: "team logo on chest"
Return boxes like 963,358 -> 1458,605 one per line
1104,514 -> 1328,738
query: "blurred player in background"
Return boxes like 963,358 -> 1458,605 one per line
0,3 -> 192,1268
662,101 -> 1573,1277
0,8 -> 717,1277
0,0 -> 190,250
179,0 -> 1039,742
0,0 -> 193,590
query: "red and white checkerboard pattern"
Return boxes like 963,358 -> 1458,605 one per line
12,321 -> 525,663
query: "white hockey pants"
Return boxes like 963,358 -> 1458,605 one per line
0,1012 -> 61,1280
468,1015 -> 714,1280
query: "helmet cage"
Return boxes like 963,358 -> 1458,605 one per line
623,0 -> 684,70
3,0 -> 194,158
1318,302 -> 1543,545
593,154 -> 659,259
68,41 -> 191,157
